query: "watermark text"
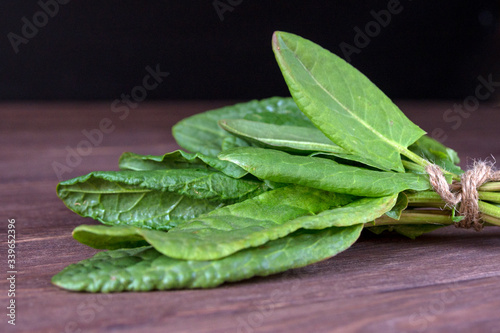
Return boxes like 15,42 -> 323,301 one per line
6,218 -> 16,326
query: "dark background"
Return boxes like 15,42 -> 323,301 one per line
1,1 -> 499,101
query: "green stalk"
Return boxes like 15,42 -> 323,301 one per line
478,191 -> 500,204
405,192 -> 500,221
478,182 -> 500,191
401,149 -> 460,180
405,191 -> 446,208
367,208 -> 500,228
368,210 -> 453,227
478,201 -> 500,226
400,149 -> 430,168
402,160 -> 426,174
481,214 -> 500,227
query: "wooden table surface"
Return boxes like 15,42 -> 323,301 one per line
1,101 -> 500,333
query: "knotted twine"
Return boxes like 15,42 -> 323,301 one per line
425,161 -> 500,231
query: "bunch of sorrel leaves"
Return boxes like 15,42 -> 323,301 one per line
52,32 -> 500,292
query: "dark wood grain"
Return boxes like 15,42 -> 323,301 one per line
1,101 -> 500,333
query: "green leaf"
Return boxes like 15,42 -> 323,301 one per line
272,31 -> 426,172
70,226 -> 150,249
53,225 -> 363,292
72,225 -> 150,249
73,185 -> 355,260
219,118 -> 388,170
172,97 -> 308,157
218,119 -> 345,155
408,135 -> 463,175
219,147 -> 431,197
57,169 -> 267,230
119,150 -> 247,178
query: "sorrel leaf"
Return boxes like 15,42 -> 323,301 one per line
272,31 -> 426,172
218,119 -> 345,154
52,225 -> 363,292
57,169 -> 267,230
219,147 -> 431,197
172,97 -> 309,157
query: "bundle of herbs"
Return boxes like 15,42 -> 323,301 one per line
52,32 -> 500,292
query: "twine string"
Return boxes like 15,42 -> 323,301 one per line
425,161 -> 500,231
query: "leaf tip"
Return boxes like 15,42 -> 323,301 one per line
272,31 -> 280,50
272,31 -> 289,52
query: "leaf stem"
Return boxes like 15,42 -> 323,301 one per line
406,191 -> 500,219
481,214 -> 500,227
401,148 -> 460,180
368,210 -> 453,226
478,200 -> 500,222
368,194 -> 500,229
478,191 -> 500,204
405,191 -> 445,208
479,181 -> 500,192
402,160 -> 426,174
401,149 -> 430,168
367,208 -> 500,228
